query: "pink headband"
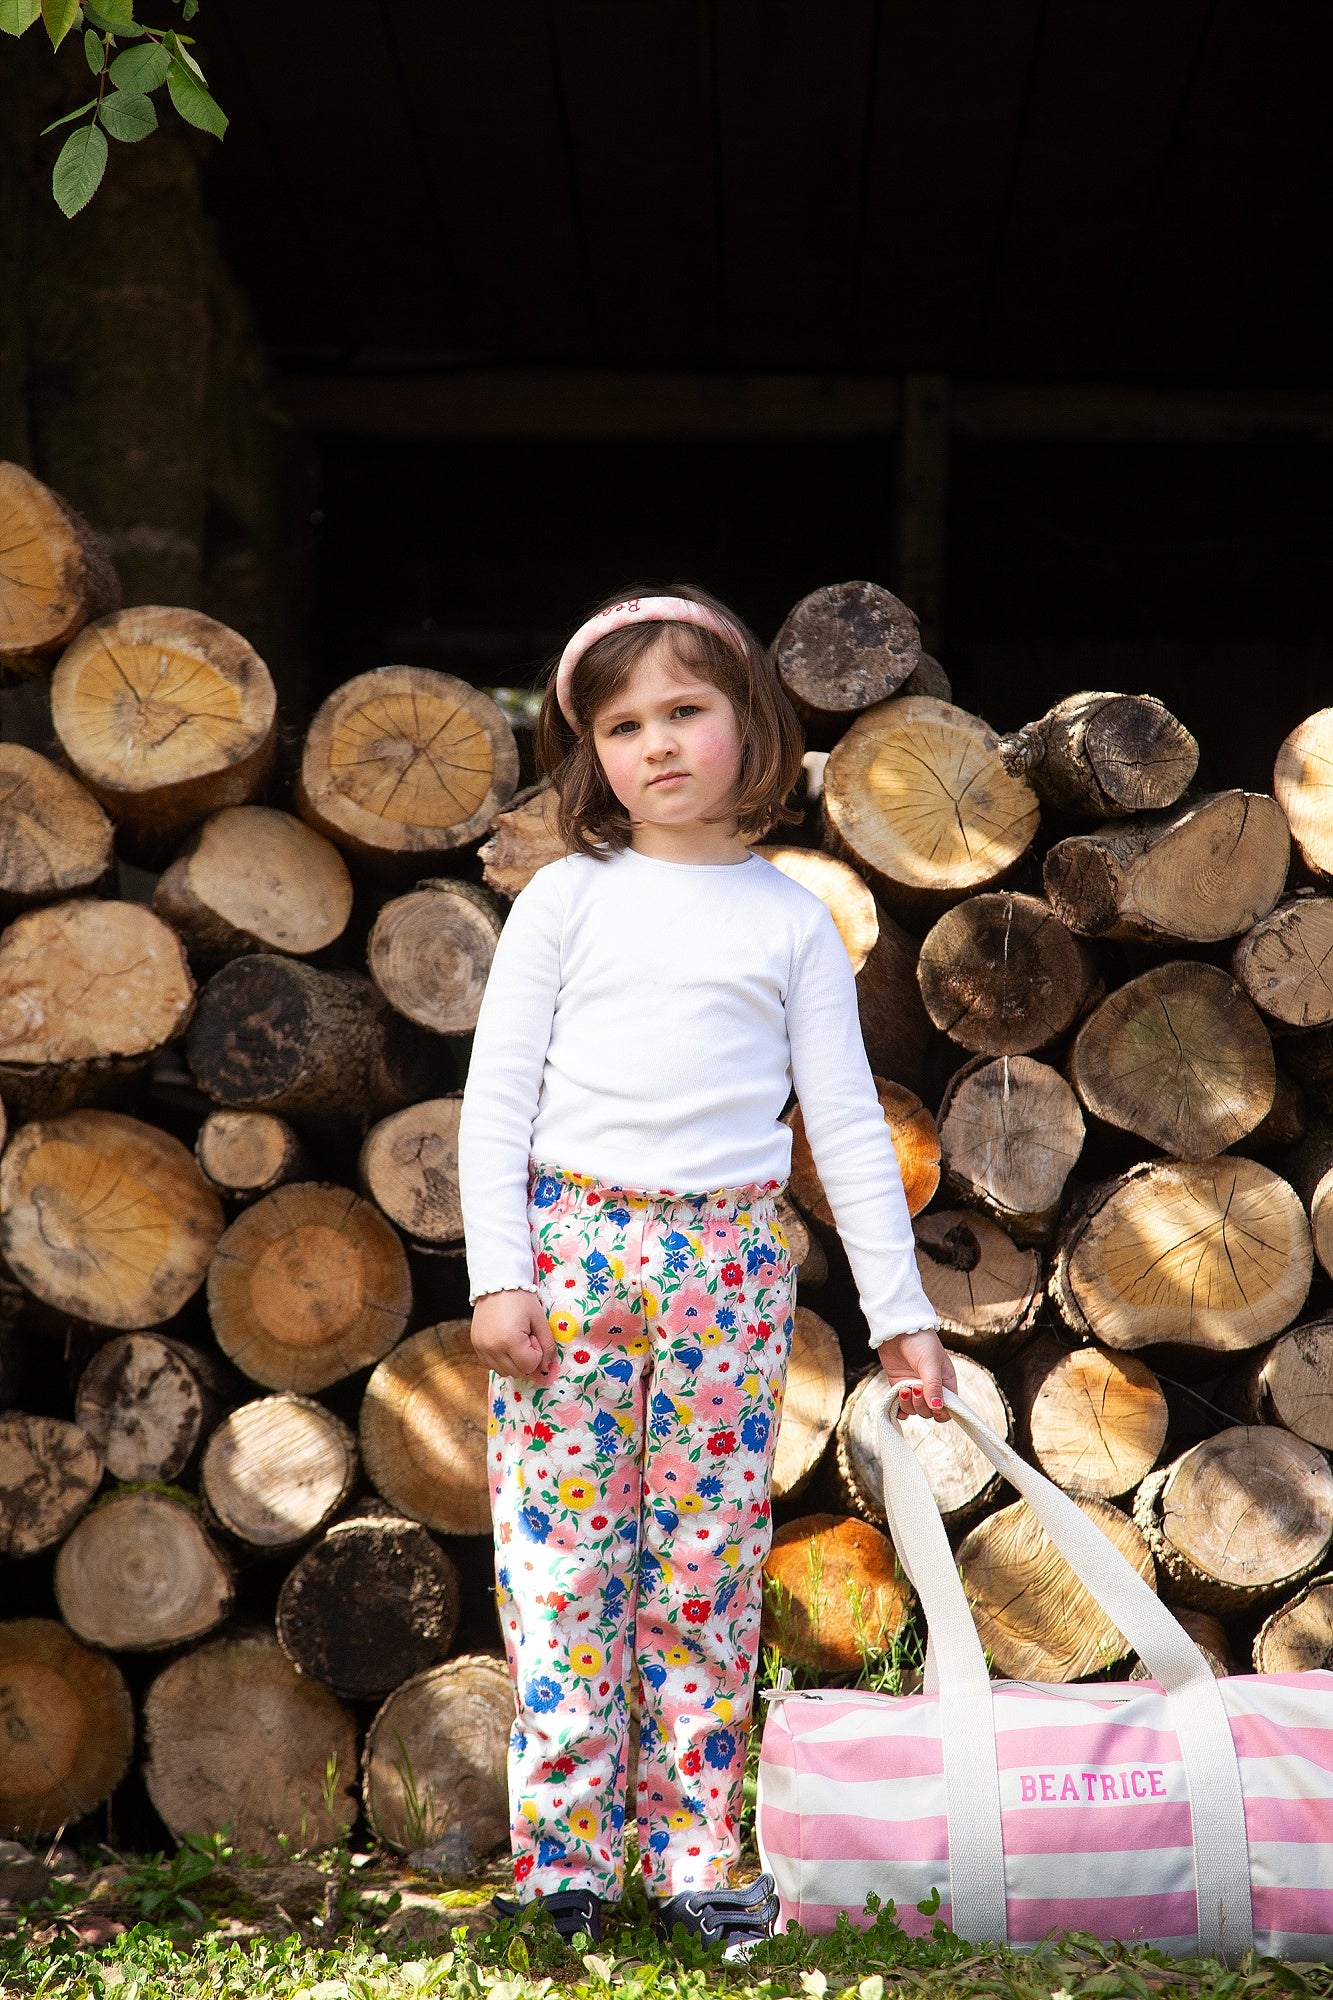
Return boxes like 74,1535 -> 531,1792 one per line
555,596 -> 747,734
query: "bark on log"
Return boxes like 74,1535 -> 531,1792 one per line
186,958 -> 445,1130
51,606 -> 277,849
1043,790 -> 1290,945
901,652 -> 951,701
771,1306 -> 844,1502
1068,961 -> 1276,1159
143,1631 -> 358,1858
836,1355 -> 1012,1530
0,1618 -> 133,1840
297,667 -> 520,871
770,581 -> 922,748
755,845 -> 933,1091
912,1209 -> 1042,1359
917,892 -> 1102,1057
1026,1347 -> 1168,1500
762,1513 -> 911,1674
958,1495 -> 1156,1681
1253,1572 -> 1333,1673
0,1110 -> 224,1328
200,1393 -> 358,1550
0,462 -> 119,666
0,744 -> 113,914
362,1654 -> 513,1856
1049,1157 -> 1312,1356
476,781 -> 567,899
938,1054 -> 1085,1242
997,692 -> 1197,816
1267,1118 -> 1333,1279
54,1489 -> 234,1649
822,697 -> 1040,926
1228,1320 -> 1333,1450
787,1077 -> 939,1223
1232,896 -> 1333,1027
1130,1606 -> 1234,1681
195,1110 -> 309,1202
207,1182 -> 411,1393
367,879 -> 504,1036
1276,1030 -> 1333,1125
0,1412 -> 102,1556
1274,708 -> 1333,879
154,806 -> 353,967
276,1505 -> 461,1699
1133,1426 -> 1333,1612
360,1321 -> 490,1535
0,898 -> 195,1120
359,1098 -> 463,1246
1235,1067 -> 1306,1154
75,1332 -> 223,1482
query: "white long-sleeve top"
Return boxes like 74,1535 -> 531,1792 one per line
456,843 -> 938,1349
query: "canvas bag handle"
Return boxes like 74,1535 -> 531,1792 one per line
874,1385 -> 1254,1961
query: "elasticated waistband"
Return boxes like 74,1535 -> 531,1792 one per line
528,1156 -> 786,1213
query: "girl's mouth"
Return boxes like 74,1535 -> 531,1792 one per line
649,773 -> 688,786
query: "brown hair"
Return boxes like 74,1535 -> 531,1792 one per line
532,582 -> 806,859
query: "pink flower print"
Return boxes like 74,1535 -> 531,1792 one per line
661,1281 -> 716,1334
651,1451 -> 695,1491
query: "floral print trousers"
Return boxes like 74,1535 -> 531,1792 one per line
488,1158 -> 797,1902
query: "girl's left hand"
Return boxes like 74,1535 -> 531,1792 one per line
877,1328 -> 956,1424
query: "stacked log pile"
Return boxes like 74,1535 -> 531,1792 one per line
1,465 -> 1331,1871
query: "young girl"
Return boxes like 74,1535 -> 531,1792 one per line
458,584 -> 955,1955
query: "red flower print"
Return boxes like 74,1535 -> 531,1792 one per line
533,1422 -> 553,1444
682,1599 -> 710,1623
681,1749 -> 702,1775
536,1251 -> 555,1275
684,1682 -> 697,1693
721,1261 -> 743,1285
573,1350 -> 590,1363
591,1515 -> 608,1530
743,1469 -> 755,1482
687,1846 -> 701,1856
708,1430 -> 736,1456
515,1854 -> 534,1880
599,1680 -> 610,1695
552,1755 -> 576,1778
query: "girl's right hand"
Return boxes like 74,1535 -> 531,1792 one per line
469,1290 -> 557,1378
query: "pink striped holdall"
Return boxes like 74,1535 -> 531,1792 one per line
756,1387 -> 1333,1962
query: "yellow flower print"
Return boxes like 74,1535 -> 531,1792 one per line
626,1334 -> 649,1356
550,1308 -> 582,1343
643,1291 -> 659,1320
609,1256 -> 626,1281
701,1325 -> 724,1346
773,1222 -> 790,1251
721,1544 -> 741,1568
664,1644 -> 691,1667
521,1800 -> 538,1823
487,1416 -> 499,1435
570,1807 -> 600,1840
711,1697 -> 734,1723
558,1474 -> 597,1510
667,1809 -> 694,1831
673,1400 -> 693,1425
677,1493 -> 703,1514
616,1410 -> 637,1434
570,1642 -> 603,1676
743,1373 -> 761,1397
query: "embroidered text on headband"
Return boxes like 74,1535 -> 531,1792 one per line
554,596 -> 748,735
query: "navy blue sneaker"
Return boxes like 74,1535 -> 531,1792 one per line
492,1888 -> 604,1944
654,1873 -> 779,1961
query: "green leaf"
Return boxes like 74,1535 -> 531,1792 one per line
0,0 -> 41,35
83,23 -> 101,65
167,61 -> 225,136
108,37 -> 167,87
82,0 -> 140,31
180,0 -> 196,15
99,87 -> 155,140
52,118 -> 107,215
41,0 -> 80,47
40,96 -> 96,133
162,28 -> 202,76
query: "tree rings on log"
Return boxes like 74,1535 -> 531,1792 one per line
1253,1572 -> 1333,1673
1028,1347 -> 1167,1500
54,1490 -> 234,1650
762,1513 -> 911,1675
0,899 -> 195,1120
912,1209 -> 1041,1358
51,607 -> 277,847
0,1412 -> 102,1557
1129,1606 -> 1234,1682
75,1333 -> 217,1482
196,1110 -> 309,1202
0,1110 -> 224,1328
207,1183 -> 411,1393
771,1307 -> 843,1502
359,1098 -> 463,1246
154,807 -> 354,967
143,1631 -> 358,1858
368,879 -> 503,1035
298,667 -> 520,869
1069,961 -> 1275,1159
1232,897 -> 1333,1028
938,1055 -> 1085,1243
917,893 -> 1101,1056
822,698 -> 1040,924
0,462 -> 119,664
1274,709 -> 1333,879
477,781 -> 567,899
770,581 -> 921,746
787,1078 -> 939,1223
1049,1156 -> 1311,1355
1231,1320 -> 1333,1451
0,745 -> 113,914
200,1394 -> 357,1550
361,1321 -> 490,1535
997,692 -> 1197,817
958,1495 -> 1156,1682
0,1618 -> 133,1839
837,1356 -> 1011,1531
276,1506 -> 460,1699
362,1654 -> 513,1855
1043,790 -> 1290,945
1133,1427 -> 1333,1612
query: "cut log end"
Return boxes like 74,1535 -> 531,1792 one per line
0,1619 -> 133,1838
362,1655 -> 513,1855
75,1333 -> 213,1483
1134,1427 -> 1333,1611
762,1513 -> 911,1674
958,1495 -> 1156,1681
196,1110 -> 309,1201
201,1393 -> 358,1549
368,879 -> 503,1034
359,1098 -> 463,1245
938,1054 -> 1085,1242
918,893 -> 1101,1058
771,1307 -> 844,1501
788,1077 -> 939,1226
837,1355 -> 1011,1529
912,1209 -> 1041,1357
154,806 -> 353,966
0,1413 -> 102,1557
54,1490 -> 234,1651
0,463 -> 119,661
0,746 -> 113,912
277,1508 -> 461,1698
771,581 -> 922,733
1028,1347 -> 1168,1500
360,1321 -> 491,1535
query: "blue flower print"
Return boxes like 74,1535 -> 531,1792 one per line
697,1475 -> 723,1499
591,1409 -> 621,1444
532,1175 -> 562,1208
497,1566 -> 511,1591
526,1675 -> 564,1713
619,1518 -> 638,1543
714,1577 -> 739,1615
715,1306 -> 736,1329
492,1395 -> 506,1418
602,1574 -> 627,1617
604,1356 -> 633,1383
649,1830 -> 669,1854
740,1412 -> 771,1452
642,1662 -> 666,1689
704,1728 -> 737,1769
640,1550 -> 662,1589
746,1241 -> 778,1276
604,1203 -> 630,1226
610,1803 -> 625,1830
677,1346 -> 702,1372
586,1248 -> 609,1276
514,1728 -> 527,1755
653,1506 -> 679,1534
519,1505 -> 551,1543
538,1838 -> 568,1867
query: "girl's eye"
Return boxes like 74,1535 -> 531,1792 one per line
609,705 -> 700,736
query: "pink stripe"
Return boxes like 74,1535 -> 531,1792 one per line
763,1804 -> 1196,1861
760,1804 -> 948,1863
1231,1713 -> 1333,1771
1245,1794 -> 1333,1844
789,1732 -> 944,1781
1003,1803 -> 1195,1855
994,1722 -> 1182,1767
760,1723 -> 797,1770
1004,1891 -> 1200,1946
1252,1885 -> 1333,1938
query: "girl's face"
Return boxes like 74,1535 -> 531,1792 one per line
590,640 -> 744,832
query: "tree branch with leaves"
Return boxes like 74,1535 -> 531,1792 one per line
1,0 -> 226,215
